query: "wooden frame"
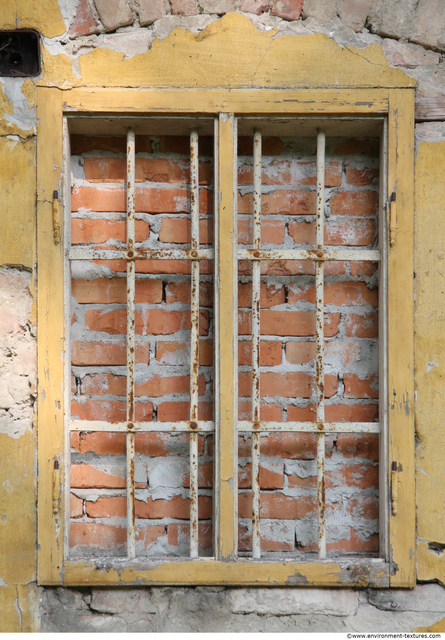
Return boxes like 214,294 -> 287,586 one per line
37,86 -> 415,588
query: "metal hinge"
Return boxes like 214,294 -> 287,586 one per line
388,191 -> 397,248
391,461 -> 399,516
52,459 -> 60,514
53,190 -> 61,245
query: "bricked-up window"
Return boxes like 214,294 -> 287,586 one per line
67,117 -> 381,561
37,87 -> 415,588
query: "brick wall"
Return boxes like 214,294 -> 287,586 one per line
68,130 -> 379,558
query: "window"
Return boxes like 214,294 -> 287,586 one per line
37,86 -> 415,588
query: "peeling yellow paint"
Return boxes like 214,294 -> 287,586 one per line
415,615 -> 445,633
0,137 -> 36,270
38,13 -> 413,90
0,432 -> 36,586
415,142 -> 445,585
0,584 -> 40,632
0,0 -> 65,38
0,81 -> 34,138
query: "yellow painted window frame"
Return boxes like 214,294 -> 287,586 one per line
37,86 -> 415,588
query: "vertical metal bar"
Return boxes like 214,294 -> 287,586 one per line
126,127 -> 136,558
216,113 -> 238,561
379,117 -> 389,559
316,129 -> 326,559
190,128 -> 199,558
252,129 -> 262,559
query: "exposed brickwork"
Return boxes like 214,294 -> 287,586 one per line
69,132 -> 379,559
94,0 -> 133,31
69,0 -> 99,38
271,0 -> 304,20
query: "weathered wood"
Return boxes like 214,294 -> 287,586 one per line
387,89 -> 416,588
37,87 -> 65,585
63,558 -> 390,588
216,113 -> 238,561
415,98 -> 445,121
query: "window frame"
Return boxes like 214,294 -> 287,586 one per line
37,86 -> 415,588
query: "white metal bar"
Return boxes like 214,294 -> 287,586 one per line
213,116 -> 221,559
252,129 -> 262,559
70,420 -> 215,432
69,247 -> 214,261
316,129 -> 326,559
237,249 -> 381,262
190,128 -> 199,558
126,127 -> 136,559
69,419 -> 379,434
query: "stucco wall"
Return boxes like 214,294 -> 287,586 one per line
1,0 -> 445,631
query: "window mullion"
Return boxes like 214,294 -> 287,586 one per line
216,113 -> 238,561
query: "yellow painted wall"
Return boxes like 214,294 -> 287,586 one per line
0,4 -> 445,629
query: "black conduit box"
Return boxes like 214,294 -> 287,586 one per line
0,30 -> 40,77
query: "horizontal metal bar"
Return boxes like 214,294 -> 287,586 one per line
69,248 -> 214,261
70,419 -> 215,432
238,421 -> 380,433
237,249 -> 380,262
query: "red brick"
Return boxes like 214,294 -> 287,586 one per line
72,278 -> 162,304
136,432 -> 205,456
238,463 -> 284,489
238,340 -> 282,366
238,190 -> 316,215
239,492 -> 315,518
85,309 -> 209,336
84,157 -> 211,184
287,404 -> 316,422
238,401 -> 283,421
70,523 -> 126,549
270,0 -> 304,20
156,340 -> 213,366
335,433 -> 378,461
76,432 -> 126,456
345,164 -> 379,186
350,261 -> 378,277
86,496 -> 126,518
157,401 -> 213,421
72,341 -> 150,366
238,219 -> 285,245
136,495 -> 212,519
71,399 -> 153,422
238,310 -> 340,337
332,139 -> 379,156
165,282 -> 213,307
238,371 -> 337,398
326,464 -> 378,489
70,523 -> 164,549
329,191 -> 379,217
70,494 -> 83,518
159,218 -> 213,244
240,0 -> 270,13
345,312 -> 378,338
286,341 -> 361,367
238,137 -> 284,156
170,0 -> 199,16
168,523 -> 212,548
71,219 -> 150,245
288,473 -> 316,489
344,374 -> 378,399
71,463 -> 126,489
94,0 -> 133,30
159,136 -> 213,156
183,461 -> 213,488
71,135 -> 151,155
238,160 -> 341,188
138,0 -> 166,25
80,372 -> 205,397
238,525 -> 294,552
287,281 -> 377,307
71,186 -> 212,214
71,432 -> 81,451
238,282 -> 285,309
260,433 -> 317,459
288,219 -> 377,247
69,0 -> 98,38
325,403 -> 378,422
346,496 -> 379,520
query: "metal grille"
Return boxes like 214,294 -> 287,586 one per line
69,127 -> 214,558
237,128 -> 381,559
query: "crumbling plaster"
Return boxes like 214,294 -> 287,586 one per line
1,0 -> 445,631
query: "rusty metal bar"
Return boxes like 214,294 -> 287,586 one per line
316,129 -> 326,559
69,247 -> 380,263
237,249 -> 380,262
189,128 -> 199,558
126,127 -> 136,558
252,128 -> 262,559
70,419 -> 379,434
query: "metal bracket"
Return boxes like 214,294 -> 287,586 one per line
52,459 -> 60,514
391,461 -> 398,516
388,191 -> 397,248
53,190 -> 60,245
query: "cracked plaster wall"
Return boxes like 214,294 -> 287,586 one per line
1,0 -> 445,632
